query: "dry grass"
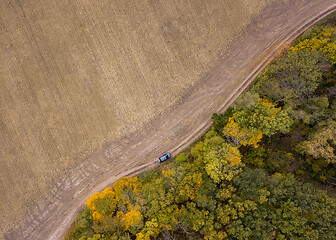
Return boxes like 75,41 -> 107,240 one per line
0,0 -> 274,233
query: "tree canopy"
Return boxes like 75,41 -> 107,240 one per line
253,50 -> 326,104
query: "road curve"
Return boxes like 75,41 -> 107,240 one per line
4,1 -> 336,239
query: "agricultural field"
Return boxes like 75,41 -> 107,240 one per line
0,0 -> 276,236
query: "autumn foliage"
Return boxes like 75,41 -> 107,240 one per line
85,177 -> 144,235
222,96 -> 292,148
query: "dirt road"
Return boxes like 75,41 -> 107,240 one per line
4,0 -> 336,239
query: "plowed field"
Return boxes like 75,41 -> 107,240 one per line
0,0 -> 274,237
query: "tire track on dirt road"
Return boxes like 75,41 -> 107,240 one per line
4,0 -> 336,239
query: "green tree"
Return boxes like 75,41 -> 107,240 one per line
253,51 -> 326,104
294,96 -> 329,124
232,91 -> 260,110
223,97 -> 293,147
211,107 -> 234,134
233,168 -> 269,204
296,119 -> 336,163
228,169 -> 336,240
66,208 -> 93,240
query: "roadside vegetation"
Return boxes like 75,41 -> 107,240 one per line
66,21 -> 336,240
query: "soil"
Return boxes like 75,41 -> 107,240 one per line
3,0 -> 336,239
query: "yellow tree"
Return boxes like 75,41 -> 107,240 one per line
86,176 -> 144,234
223,98 -> 292,148
204,142 -> 243,183
86,187 -> 116,223
290,26 -> 336,63
223,116 -> 262,148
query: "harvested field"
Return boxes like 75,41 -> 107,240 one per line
0,0 -> 276,236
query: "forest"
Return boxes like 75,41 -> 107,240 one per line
66,19 -> 336,240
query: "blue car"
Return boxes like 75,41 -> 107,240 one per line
158,153 -> 171,163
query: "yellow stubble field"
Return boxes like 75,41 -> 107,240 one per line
0,0 -> 274,233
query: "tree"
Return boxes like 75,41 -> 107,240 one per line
226,169 -> 336,240
66,208 -> 93,240
233,168 -> 269,204
85,177 -> 145,235
175,152 -> 188,165
294,96 -> 329,124
264,149 -> 293,174
253,50 -> 326,104
211,107 -> 234,134
296,119 -> 336,164
86,187 -> 116,223
204,141 -> 242,183
290,26 -> 336,64
232,91 -> 260,110
223,97 -> 293,147
223,116 -> 263,147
